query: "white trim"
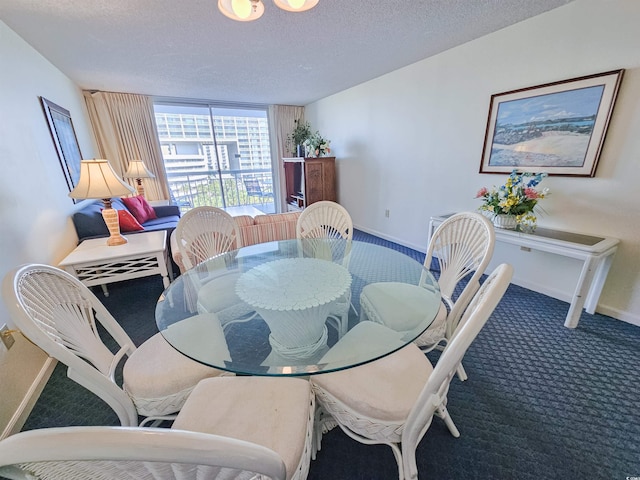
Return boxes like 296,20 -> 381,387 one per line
514,274 -> 637,325
594,305 -> 640,327
353,224 -> 426,254
1,358 -> 56,440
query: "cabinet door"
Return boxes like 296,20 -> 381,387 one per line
304,160 -> 324,206
305,158 -> 336,206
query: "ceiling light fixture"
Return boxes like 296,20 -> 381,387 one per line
273,0 -> 319,12
218,0 -> 318,22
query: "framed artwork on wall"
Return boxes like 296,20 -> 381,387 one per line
40,97 -> 83,199
479,69 -> 624,176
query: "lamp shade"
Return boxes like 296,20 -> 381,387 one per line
273,0 -> 318,12
218,0 -> 264,21
123,159 -> 155,179
69,159 -> 135,200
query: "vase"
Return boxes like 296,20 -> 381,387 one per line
493,214 -> 517,230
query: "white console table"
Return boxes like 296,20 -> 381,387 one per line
429,214 -> 619,328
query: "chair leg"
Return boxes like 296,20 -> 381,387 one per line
341,311 -> 349,337
138,414 -> 177,428
313,406 -> 338,456
359,306 -> 368,322
437,403 -> 460,438
456,362 -> 468,382
388,442 -> 406,480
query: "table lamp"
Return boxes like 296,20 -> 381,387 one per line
123,159 -> 155,198
69,159 -> 135,246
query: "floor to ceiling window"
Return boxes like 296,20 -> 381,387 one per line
153,103 -> 275,214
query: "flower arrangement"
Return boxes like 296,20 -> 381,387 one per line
304,130 -> 331,157
476,170 -> 549,228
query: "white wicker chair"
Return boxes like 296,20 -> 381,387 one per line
0,426 -> 287,480
296,201 -> 353,241
175,206 -> 242,271
296,201 -> 354,337
360,212 -> 495,380
311,264 -> 513,480
1,264 -> 223,427
174,206 -> 254,325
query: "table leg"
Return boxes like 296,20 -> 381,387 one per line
583,249 -> 617,314
257,305 -> 333,360
565,257 -> 598,328
156,252 -> 171,288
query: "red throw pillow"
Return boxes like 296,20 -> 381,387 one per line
118,209 -> 145,232
122,195 -> 157,224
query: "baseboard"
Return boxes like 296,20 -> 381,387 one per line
510,277 -> 572,303
1,357 -> 56,440
353,224 -> 426,253
511,276 -> 639,325
595,305 -> 640,326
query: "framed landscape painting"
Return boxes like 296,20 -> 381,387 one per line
40,97 -> 83,198
479,70 -> 624,176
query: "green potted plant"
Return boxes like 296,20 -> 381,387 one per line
288,119 -> 312,157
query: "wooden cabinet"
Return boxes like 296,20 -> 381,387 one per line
283,157 -> 336,211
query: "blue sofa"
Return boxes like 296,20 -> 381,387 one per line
72,198 -> 181,243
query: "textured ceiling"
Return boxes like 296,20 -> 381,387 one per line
0,0 -> 574,105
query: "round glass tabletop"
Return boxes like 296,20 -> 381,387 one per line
156,239 -> 440,376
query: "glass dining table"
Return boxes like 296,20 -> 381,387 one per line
155,239 -> 441,376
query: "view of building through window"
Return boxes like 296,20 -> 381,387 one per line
153,103 -> 275,213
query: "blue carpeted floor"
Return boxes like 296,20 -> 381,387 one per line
19,230 -> 640,479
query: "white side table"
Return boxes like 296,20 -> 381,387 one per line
59,231 -> 172,297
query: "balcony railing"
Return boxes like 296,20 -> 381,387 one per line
166,168 -> 275,214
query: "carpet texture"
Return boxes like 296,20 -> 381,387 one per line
17,230 -> 640,479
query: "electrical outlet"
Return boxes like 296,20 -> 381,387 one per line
385,209 -> 390,218
1,324 -> 15,350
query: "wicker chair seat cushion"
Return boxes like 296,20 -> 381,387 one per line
173,377 -> 312,480
196,272 -> 253,319
312,340 -> 432,423
360,282 -> 446,332
123,332 -> 222,414
414,302 -> 447,347
157,313 -> 232,368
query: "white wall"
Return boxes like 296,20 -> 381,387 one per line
306,0 -> 640,325
0,20 -> 96,436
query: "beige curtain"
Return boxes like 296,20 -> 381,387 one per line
83,91 -> 170,201
268,105 -> 304,212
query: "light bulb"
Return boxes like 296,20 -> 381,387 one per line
232,0 -> 252,18
219,0 -> 264,21
273,0 -> 318,13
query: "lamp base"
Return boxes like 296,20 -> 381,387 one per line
106,234 -> 128,246
101,203 -> 128,246
135,178 -> 145,198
